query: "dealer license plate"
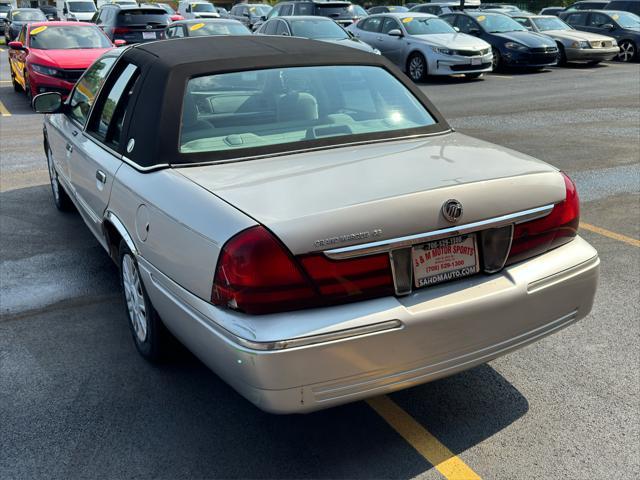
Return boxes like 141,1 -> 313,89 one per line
471,57 -> 482,65
142,32 -> 157,40
412,234 -> 479,288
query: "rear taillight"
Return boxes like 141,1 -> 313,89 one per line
211,226 -> 394,314
506,172 -> 579,266
113,27 -> 131,35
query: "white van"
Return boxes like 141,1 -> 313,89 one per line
58,0 -> 98,21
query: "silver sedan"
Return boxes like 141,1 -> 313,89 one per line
347,12 -> 493,81
34,36 -> 598,414
513,14 -> 619,64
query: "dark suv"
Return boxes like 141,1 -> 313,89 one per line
258,1 -> 367,30
229,3 -> 272,29
93,4 -> 170,44
605,0 -> 640,15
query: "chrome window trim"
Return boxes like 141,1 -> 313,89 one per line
324,204 -> 554,259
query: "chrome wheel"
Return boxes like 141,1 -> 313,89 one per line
46,149 -> 61,204
408,55 -> 425,81
122,254 -> 148,343
618,41 -> 635,62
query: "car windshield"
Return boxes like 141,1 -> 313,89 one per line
12,10 -> 46,21
68,1 -> 96,12
474,13 -> 527,32
531,16 -> 572,31
0,5 -> 11,13
187,21 -> 250,35
290,19 -> 349,39
249,5 -> 271,16
29,25 -> 112,49
179,65 -> 436,156
387,6 -> 408,12
611,11 -> 640,28
192,3 -> 215,12
403,17 -> 456,35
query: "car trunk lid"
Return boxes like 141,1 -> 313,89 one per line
176,132 -> 566,255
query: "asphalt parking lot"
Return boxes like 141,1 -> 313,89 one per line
1,43 -> 639,480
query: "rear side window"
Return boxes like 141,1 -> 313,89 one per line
567,12 -> 588,25
360,17 -> 383,31
87,63 -> 139,150
117,9 -> 168,25
68,55 -> 117,126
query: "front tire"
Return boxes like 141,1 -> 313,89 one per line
119,241 -> 170,362
46,145 -> 74,212
556,43 -> 567,66
407,52 -> 427,82
24,70 -> 33,107
491,47 -> 501,71
617,40 -> 636,62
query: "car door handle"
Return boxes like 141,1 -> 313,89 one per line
96,170 -> 107,184
72,130 -> 78,137
65,143 -> 73,153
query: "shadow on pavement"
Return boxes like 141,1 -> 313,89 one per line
1,186 -> 529,479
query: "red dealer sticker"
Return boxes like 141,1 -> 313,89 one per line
412,234 -> 479,288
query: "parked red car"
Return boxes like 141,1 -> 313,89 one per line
8,21 -> 118,105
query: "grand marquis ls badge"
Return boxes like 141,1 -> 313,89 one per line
442,199 -> 463,223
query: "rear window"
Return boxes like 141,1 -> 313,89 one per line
179,65 -> 436,156
290,18 -> 349,39
192,3 -> 215,12
117,9 -> 168,24
316,4 -> 353,19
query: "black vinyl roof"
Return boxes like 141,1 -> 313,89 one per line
115,36 -> 450,168
131,35 -> 384,70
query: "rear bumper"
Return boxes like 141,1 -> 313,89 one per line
565,46 -> 619,61
139,236 -> 599,414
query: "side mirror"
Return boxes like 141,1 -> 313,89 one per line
281,31 -> 289,36
33,92 -> 63,114
469,28 -> 481,36
8,41 -> 24,50
602,23 -> 615,30
260,15 -> 266,21
113,39 -> 126,46
387,28 -> 403,37
453,26 -> 460,32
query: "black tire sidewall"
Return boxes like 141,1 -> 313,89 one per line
46,146 -> 73,211
407,53 -> 427,82
118,240 -> 164,361
492,48 -> 501,71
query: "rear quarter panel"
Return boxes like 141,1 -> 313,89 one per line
108,164 -> 256,301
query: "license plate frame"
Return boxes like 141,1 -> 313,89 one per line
142,31 -> 157,40
471,57 -> 482,66
412,234 -> 480,288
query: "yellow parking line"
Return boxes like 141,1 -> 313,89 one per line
367,396 -> 482,480
0,99 -> 10,117
581,222 -> 640,248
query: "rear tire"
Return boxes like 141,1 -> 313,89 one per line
407,52 -> 427,82
617,40 -> 636,62
46,145 -> 74,212
119,240 -> 171,362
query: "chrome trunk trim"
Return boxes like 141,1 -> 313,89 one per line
324,204 -> 554,260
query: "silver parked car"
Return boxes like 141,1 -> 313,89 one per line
347,13 -> 493,81
512,14 -> 619,64
34,36 -> 599,414
255,15 -> 380,54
